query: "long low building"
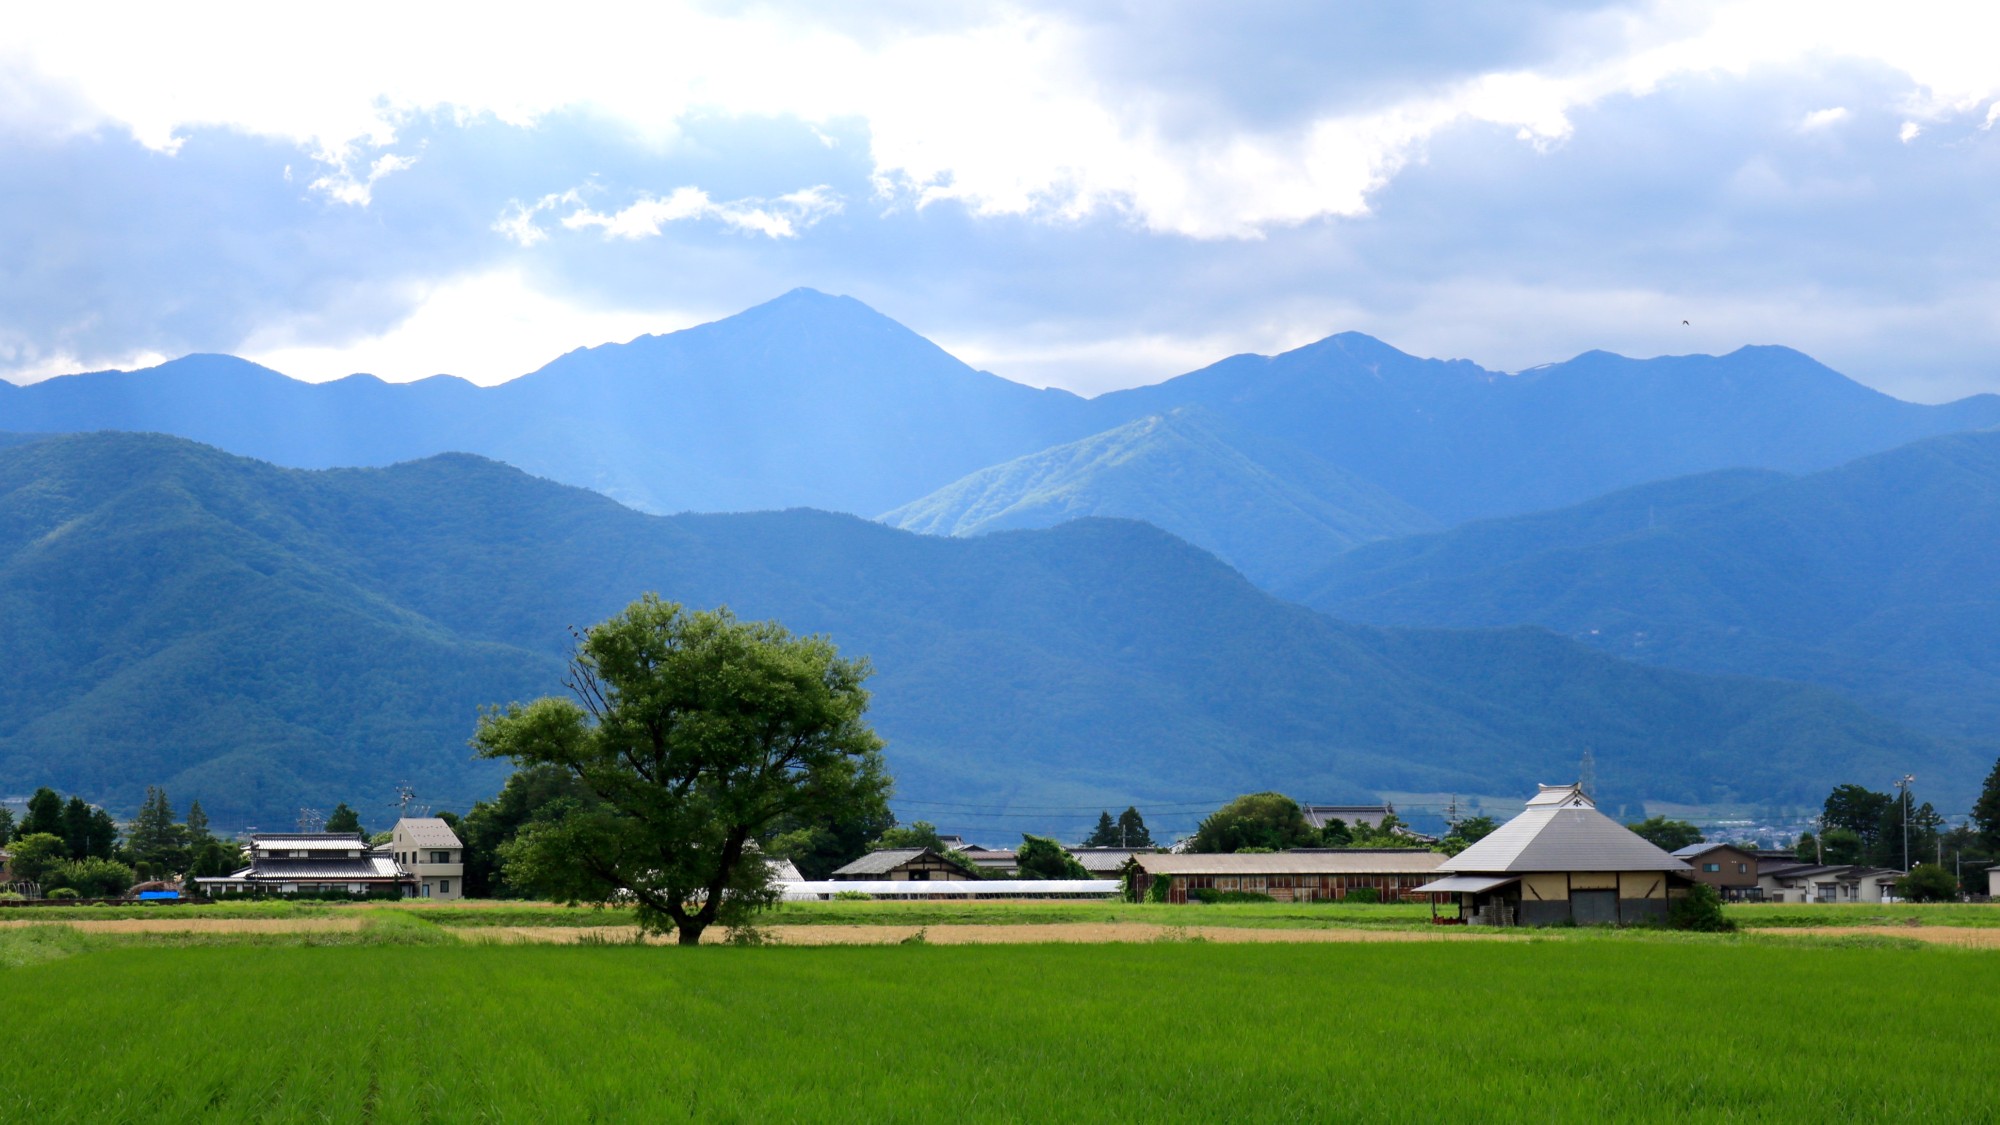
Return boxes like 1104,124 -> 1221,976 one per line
781,880 -> 1122,901
1133,849 -> 1446,904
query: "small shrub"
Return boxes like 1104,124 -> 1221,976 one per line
1146,875 -> 1172,903
1670,883 -> 1734,932
900,928 -> 929,945
1342,887 -> 1381,904
0,892 -> 24,902
47,888 -> 80,901
832,890 -> 873,901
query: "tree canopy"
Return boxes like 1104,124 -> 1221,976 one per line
324,803 -> 366,839
1189,793 -> 1320,853
1975,756 -> 2000,853
1081,807 -> 1152,848
1625,816 -> 1703,852
1016,834 -> 1092,879
476,596 -> 891,944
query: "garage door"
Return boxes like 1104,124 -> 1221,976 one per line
1571,889 -> 1618,926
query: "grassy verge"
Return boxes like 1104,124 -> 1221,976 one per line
1728,903 -> 2000,928
4,939 -> 1997,1121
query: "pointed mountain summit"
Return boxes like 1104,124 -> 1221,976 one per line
882,406 -> 1435,587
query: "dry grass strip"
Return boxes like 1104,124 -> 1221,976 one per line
1762,925 -> 2000,948
0,917 -> 367,934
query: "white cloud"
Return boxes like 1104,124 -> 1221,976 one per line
1798,107 -> 1849,131
236,270 -> 707,384
1899,121 -> 1924,142
559,184 -> 841,240
6,2 -> 1999,240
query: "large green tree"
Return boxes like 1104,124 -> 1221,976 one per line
1189,793 -> 1319,853
457,765 -> 600,898
324,803 -> 366,838
126,787 -> 187,873
1822,784 -> 1894,845
5,833 -> 69,885
0,806 -> 13,844
1625,816 -> 1703,852
1081,807 -> 1152,848
475,596 -> 891,945
1016,834 -> 1092,879
19,788 -> 63,839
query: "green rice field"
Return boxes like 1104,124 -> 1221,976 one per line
4,920 -> 1997,1122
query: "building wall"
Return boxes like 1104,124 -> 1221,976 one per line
1990,868 -> 2000,898
887,855 -> 973,881
1684,846 -> 1758,894
1147,870 -> 1437,905
1472,871 -> 1682,926
391,824 -> 463,900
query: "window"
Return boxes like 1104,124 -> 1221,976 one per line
1703,863 -> 1721,873
1737,863 -> 1748,874
431,851 -> 451,864
439,879 -> 451,894
421,883 -> 432,897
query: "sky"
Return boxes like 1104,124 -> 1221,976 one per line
3,1 -> 1999,400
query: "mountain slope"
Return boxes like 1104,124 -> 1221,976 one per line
1087,335 -> 2000,522
1294,431 -> 2000,742
0,433 -> 1969,830
0,290 -> 1088,516
880,408 -> 1436,587
9,295 -> 2000,538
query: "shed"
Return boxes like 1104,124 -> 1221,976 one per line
829,848 -> 976,882
1133,849 -> 1444,904
1413,784 -> 1692,926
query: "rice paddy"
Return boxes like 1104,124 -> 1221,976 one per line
3,915 -> 1997,1122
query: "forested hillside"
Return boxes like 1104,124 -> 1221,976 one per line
0,433 -> 1969,828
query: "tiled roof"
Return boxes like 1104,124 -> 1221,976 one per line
250,833 -> 370,853
244,856 -> 407,881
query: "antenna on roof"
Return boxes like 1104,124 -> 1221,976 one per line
393,783 -> 417,819
1445,794 -> 1461,831
296,807 -> 324,833
1578,748 -> 1597,801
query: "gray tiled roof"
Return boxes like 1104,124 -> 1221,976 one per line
1301,804 -> 1394,829
1440,785 -> 1691,875
251,833 -> 370,853
1671,842 -> 1750,858
244,856 -> 407,880
1069,848 -> 1152,873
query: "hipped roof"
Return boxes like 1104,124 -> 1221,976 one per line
1439,784 -> 1691,875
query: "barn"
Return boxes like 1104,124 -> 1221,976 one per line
1132,849 -> 1445,903
1413,784 -> 1693,926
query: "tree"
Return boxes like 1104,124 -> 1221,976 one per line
476,596 -> 891,945
1819,827 -> 1865,865
19,788 -> 64,838
184,800 -> 212,846
874,821 -> 951,852
1189,793 -> 1319,853
1116,806 -> 1152,848
1669,883 -> 1733,932
763,788 -> 894,882
324,803 -> 365,838
0,806 -> 13,844
87,808 -> 119,861
1625,816 -> 1703,852
1436,815 -> 1499,856
1974,755 -> 2000,853
1016,834 -> 1092,879
457,764 -> 602,898
1896,863 -> 1959,903
1793,831 -> 1819,862
46,857 -> 137,899
6,834 -> 69,885
1081,811 -> 1119,847
61,796 -> 94,860
1872,798 -> 1944,870
1823,784 -> 1893,845
186,838 -> 244,881
1342,811 -> 1415,848
126,787 -> 185,872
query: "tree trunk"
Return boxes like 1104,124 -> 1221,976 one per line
676,922 -> 706,946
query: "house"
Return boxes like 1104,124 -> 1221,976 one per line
830,848 -> 977,881
1413,784 -> 1692,926
1757,862 -> 1903,904
389,817 -> 464,900
1672,842 -> 1761,900
1132,849 -> 1445,904
1301,804 -> 1439,844
196,832 -> 414,897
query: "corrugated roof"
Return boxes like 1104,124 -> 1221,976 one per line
396,817 -> 464,849
1301,804 -> 1394,829
1138,850 -> 1445,876
1671,842 -> 1753,858
1440,786 -> 1691,874
1411,874 -> 1520,894
1069,848 -> 1152,873
766,858 -> 804,883
830,848 -> 933,876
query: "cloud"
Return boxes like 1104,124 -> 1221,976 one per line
558,184 -> 841,240
1798,107 -> 1849,130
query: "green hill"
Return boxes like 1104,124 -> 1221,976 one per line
0,433 -> 1968,831
1293,432 -> 2000,750
880,408 -> 1435,588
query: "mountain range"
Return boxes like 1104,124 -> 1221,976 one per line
0,432 -> 1964,831
1292,431 -> 2000,753
8,289 -> 1999,586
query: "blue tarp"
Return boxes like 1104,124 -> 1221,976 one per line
136,891 -> 181,901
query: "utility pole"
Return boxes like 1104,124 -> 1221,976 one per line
1445,794 -> 1461,833
1807,815 -> 1824,864
1893,774 -> 1915,872
1579,749 -> 1597,801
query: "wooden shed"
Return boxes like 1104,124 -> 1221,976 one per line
829,848 -> 977,881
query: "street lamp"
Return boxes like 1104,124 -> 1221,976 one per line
1893,774 -> 1915,874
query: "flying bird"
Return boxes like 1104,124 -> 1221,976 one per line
1682,319 -> 1690,326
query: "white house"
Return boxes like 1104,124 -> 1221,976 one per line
390,817 -> 465,900
1756,862 -> 1903,904
196,832 -> 411,897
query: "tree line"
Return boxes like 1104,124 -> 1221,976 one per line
0,786 -> 236,898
